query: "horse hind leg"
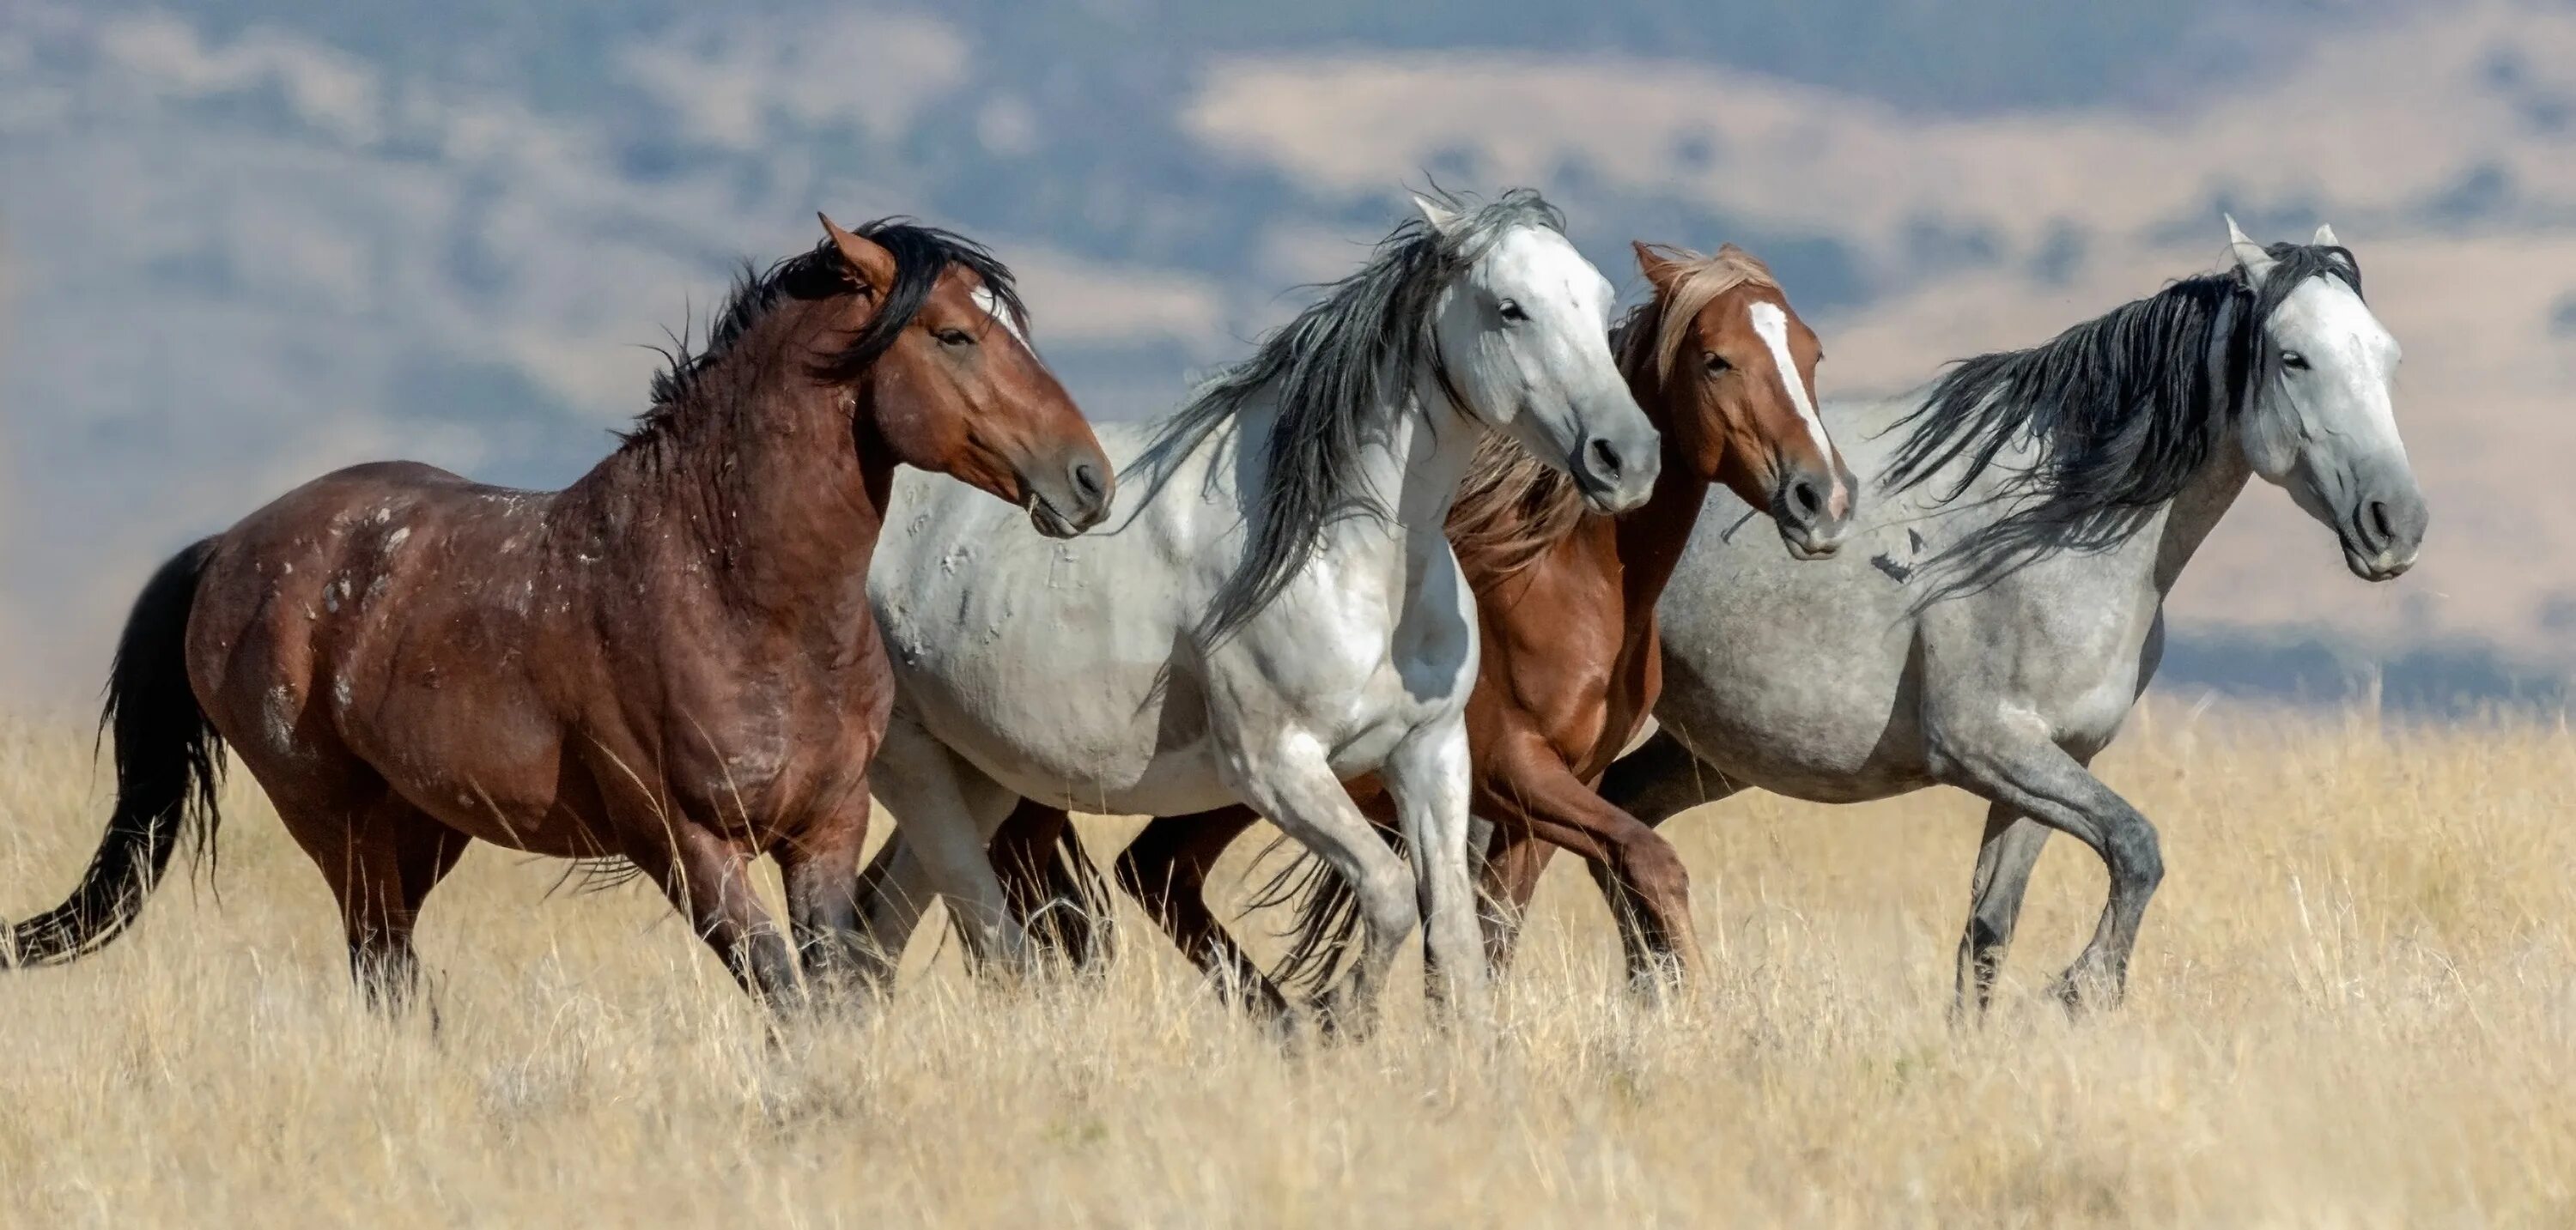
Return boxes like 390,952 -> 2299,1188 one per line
1953,803 -> 2051,1020
1111,807 -> 1285,1020
860,715 -> 1031,978
276,785 -> 469,1020
989,798 -> 1116,972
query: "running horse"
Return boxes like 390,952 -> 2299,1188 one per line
889,241 -> 1855,1012
849,190 -> 1664,1026
1504,217 -> 2426,1010
0,215 -> 1113,1011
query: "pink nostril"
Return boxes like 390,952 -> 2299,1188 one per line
1826,483 -> 1851,522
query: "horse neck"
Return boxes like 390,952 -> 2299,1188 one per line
1358,367 -> 1484,547
581,316 -> 888,628
2149,433 -> 2255,597
1608,367 -> 1716,620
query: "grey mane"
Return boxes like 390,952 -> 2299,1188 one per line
1882,241 -> 2362,600
1141,186 -> 1569,644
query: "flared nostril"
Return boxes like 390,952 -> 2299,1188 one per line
1587,438 -> 1623,482
1789,478 -> 1824,521
2367,499 -> 2395,544
1070,460 -> 1106,503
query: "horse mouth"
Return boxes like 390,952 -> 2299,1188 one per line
1025,492 -> 1083,540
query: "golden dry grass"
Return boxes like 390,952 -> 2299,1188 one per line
2,702 -> 2573,1227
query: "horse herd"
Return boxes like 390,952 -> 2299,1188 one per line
0,188 -> 2425,1032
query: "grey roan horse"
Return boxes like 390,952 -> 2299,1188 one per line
1472,216 -> 2426,1010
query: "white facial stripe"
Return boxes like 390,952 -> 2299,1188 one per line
972,284 -> 1030,348
1747,300 -> 1833,461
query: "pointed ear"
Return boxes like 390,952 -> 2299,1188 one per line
2313,221 -> 2341,248
1633,240 -> 1691,291
819,212 -> 897,295
2224,214 -> 2275,286
1411,192 -> 1463,236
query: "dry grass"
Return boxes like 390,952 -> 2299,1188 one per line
2,702 -> 2572,1227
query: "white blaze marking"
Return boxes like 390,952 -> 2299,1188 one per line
1747,300 -> 1834,464
972,285 -> 1030,349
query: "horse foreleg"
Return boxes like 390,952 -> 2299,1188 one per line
625,819 -> 801,1009
1225,741 -> 1418,1034
1111,808 -> 1284,1018
775,786 -> 872,1009
1475,826 -> 1557,972
1482,727 -> 1703,992
1381,722 -> 1489,1019
1933,728 -> 2156,1010
1953,803 -> 2052,1020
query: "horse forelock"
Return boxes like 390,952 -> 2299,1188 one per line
1639,244 -> 1783,385
623,220 -> 1024,450
1153,186 -> 1568,641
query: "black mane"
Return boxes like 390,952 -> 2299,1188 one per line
1881,241 -> 2361,597
1141,186 -> 1567,645
623,219 -> 1028,446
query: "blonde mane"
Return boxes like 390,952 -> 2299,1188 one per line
1447,244 -> 1779,575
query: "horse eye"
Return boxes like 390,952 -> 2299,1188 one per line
1497,299 -> 1527,323
2281,350 -> 2309,371
1704,352 -> 1733,375
936,328 -> 975,348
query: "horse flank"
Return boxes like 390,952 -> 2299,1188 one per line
1448,244 -> 1780,576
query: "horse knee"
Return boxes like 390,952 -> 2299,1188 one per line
1619,837 -> 1692,905
2109,821 -> 2163,895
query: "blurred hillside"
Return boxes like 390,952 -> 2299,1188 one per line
2,0 -> 2569,710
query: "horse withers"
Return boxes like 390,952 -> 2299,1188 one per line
1,215 -> 1112,1013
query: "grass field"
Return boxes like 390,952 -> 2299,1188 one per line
2,702 -> 2572,1227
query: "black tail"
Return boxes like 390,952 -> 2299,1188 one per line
1242,823 -> 1404,1002
2,540 -> 226,966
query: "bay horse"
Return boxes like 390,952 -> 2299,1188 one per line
0,215 -> 1114,1012
849,189 -> 1662,1025
964,242 -> 1857,1014
1499,217 -> 2425,1010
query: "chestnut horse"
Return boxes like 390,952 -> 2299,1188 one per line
960,242 -> 1852,1012
1,215 -> 1112,1011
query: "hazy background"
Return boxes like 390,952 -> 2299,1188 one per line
2,0 -> 2570,710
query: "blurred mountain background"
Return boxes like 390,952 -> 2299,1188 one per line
3,0 -> 2573,712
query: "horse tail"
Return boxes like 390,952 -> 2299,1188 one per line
1242,822 -> 1406,1002
3,539 -> 226,967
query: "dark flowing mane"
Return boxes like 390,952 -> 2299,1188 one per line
1449,244 -> 1781,576
621,220 -> 1029,449
1142,187 -> 1566,645
1881,241 -> 2361,597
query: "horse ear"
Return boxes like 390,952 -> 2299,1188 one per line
1411,192 -> 1463,236
1633,240 -> 1688,290
2224,214 -> 2275,286
819,213 -> 897,295
2313,222 -> 2342,248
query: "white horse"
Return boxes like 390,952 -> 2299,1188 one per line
855,189 -> 1659,1018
